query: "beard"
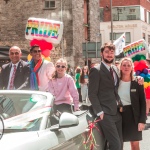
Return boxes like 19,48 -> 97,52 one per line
102,56 -> 114,64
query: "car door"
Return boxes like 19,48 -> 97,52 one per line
50,111 -> 105,150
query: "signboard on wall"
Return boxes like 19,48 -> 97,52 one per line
82,42 -> 101,58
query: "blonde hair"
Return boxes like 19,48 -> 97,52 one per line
52,58 -> 67,79
119,57 -> 134,80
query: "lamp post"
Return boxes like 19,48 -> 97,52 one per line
60,0 -> 64,58
110,0 -> 113,43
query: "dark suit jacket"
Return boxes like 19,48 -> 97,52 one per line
0,60 -> 30,90
130,80 -> 146,124
88,63 -> 120,116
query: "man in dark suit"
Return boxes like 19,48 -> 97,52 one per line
0,46 -> 30,90
88,43 -> 123,150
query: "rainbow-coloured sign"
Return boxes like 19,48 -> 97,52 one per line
123,39 -> 148,58
25,18 -> 63,44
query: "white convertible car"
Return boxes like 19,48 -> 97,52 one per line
0,90 -> 105,150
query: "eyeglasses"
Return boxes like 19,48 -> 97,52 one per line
56,65 -> 66,68
10,52 -> 19,55
32,50 -> 41,53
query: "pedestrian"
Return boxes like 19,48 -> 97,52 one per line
75,66 -> 82,102
29,45 -> 55,91
88,42 -> 123,150
48,58 -> 79,114
118,57 -> 146,150
80,66 -> 89,103
0,46 -> 30,90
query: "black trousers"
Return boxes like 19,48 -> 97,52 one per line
77,88 -> 82,102
53,103 -> 72,114
99,111 -> 123,150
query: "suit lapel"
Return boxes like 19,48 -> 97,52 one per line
101,63 -> 114,83
112,66 -> 120,87
14,61 -> 23,79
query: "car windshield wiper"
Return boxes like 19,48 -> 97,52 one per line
4,128 -> 27,133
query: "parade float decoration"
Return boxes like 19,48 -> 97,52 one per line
123,39 -> 150,99
25,17 -> 63,61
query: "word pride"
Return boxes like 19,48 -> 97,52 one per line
123,40 -> 146,57
26,20 -> 60,39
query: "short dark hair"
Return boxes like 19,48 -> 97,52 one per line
30,45 -> 40,52
101,42 -> 115,53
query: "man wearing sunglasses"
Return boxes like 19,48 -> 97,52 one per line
29,45 -> 55,91
0,46 -> 30,90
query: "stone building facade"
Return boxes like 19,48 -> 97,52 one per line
0,0 -> 100,67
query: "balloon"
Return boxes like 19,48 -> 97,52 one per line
136,70 -> 141,76
39,40 -> 53,51
144,82 -> 149,88
30,39 -> 53,52
144,74 -> 150,82
25,17 -> 63,44
145,86 -> 150,99
134,60 -> 148,72
42,50 -> 51,57
44,57 -> 51,61
142,68 -> 148,74
140,73 -> 145,78
27,54 -> 32,61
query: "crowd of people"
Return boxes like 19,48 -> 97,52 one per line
0,43 -> 149,150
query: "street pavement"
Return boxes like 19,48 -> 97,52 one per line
124,115 -> 150,150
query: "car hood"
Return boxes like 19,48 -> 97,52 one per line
0,132 -> 38,150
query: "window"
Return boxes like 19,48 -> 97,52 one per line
112,6 -> 140,21
130,9 -> 135,13
44,0 -> 55,9
110,32 -> 131,45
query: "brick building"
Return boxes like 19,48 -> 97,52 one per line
100,0 -> 150,46
0,0 -> 100,67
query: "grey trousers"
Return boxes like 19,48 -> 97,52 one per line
99,111 -> 123,150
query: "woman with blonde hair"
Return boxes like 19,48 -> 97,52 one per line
118,57 -> 146,150
48,58 -> 79,113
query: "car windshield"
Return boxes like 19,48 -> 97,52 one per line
0,93 -> 47,119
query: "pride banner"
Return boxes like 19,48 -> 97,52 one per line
25,17 -> 63,44
123,39 -> 148,58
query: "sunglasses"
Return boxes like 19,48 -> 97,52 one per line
10,52 -> 19,55
32,50 -> 41,53
56,65 -> 66,68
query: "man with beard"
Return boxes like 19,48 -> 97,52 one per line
88,43 -> 123,150
29,45 -> 55,91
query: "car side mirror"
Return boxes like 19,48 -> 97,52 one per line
59,112 -> 79,128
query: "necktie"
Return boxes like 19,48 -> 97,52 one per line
9,65 -> 17,90
110,67 -> 114,81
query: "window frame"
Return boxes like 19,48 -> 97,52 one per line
43,0 -> 56,10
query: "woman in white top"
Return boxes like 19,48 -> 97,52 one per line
118,57 -> 146,150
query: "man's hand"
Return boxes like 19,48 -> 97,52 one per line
137,76 -> 144,85
138,123 -> 145,131
100,113 -> 104,120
